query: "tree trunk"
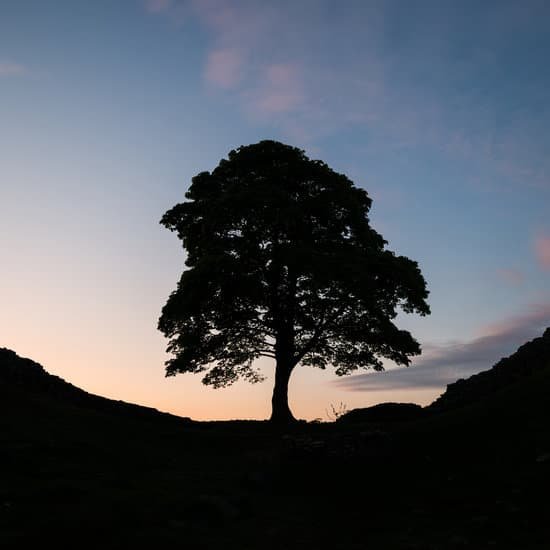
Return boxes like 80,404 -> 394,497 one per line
270,361 -> 296,424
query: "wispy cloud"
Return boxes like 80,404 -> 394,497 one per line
0,61 -> 26,77
496,268 -> 524,286
142,1 -> 550,187
204,48 -> 245,89
535,234 -> 550,270
144,0 -> 172,14
248,63 -> 304,115
191,0 -> 272,43
190,2 -> 307,127
335,302 -> 550,392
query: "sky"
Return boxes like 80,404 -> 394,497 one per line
1,0 -> 549,421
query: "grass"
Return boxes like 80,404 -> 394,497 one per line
2,371 -> 550,549
2,332 -> 550,549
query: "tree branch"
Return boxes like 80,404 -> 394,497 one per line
294,303 -> 347,364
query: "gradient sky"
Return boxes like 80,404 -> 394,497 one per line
1,0 -> 549,420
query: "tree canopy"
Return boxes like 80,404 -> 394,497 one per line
159,140 -> 430,422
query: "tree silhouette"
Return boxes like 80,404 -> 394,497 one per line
159,141 -> 430,423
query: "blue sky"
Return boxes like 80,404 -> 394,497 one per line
1,0 -> 549,420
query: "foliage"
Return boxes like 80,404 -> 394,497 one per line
159,140 -> 430,420
325,401 -> 348,422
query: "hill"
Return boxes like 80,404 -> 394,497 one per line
0,347 -> 184,424
337,327 -> 550,425
336,401 -> 425,424
1,336 -> 549,549
429,327 -> 550,411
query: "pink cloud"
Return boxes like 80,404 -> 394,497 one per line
191,0 -> 239,31
204,48 -> 244,89
0,61 -> 26,77
191,0 -> 273,44
477,302 -> 550,339
266,63 -> 293,84
535,234 -> 550,270
138,1 -> 550,184
252,63 -> 304,115
496,268 -> 524,285
336,301 -> 550,392
144,0 -> 172,13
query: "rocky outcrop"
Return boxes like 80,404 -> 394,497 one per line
429,327 -> 550,412
337,402 -> 425,424
1,347 -> 83,396
0,347 -> 186,423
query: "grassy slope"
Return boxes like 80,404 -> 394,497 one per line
1,346 -> 549,549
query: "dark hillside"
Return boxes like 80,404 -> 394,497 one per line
429,327 -> 550,412
1,338 -> 549,549
337,402 -> 425,424
0,347 -> 184,424
337,327 -> 550,426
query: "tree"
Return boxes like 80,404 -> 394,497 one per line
159,140 -> 430,423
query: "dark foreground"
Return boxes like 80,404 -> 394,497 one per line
1,336 -> 549,549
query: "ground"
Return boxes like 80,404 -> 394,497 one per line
1,368 -> 549,549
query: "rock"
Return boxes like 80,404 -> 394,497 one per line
337,402 -> 425,424
429,327 -> 550,412
0,347 -> 185,425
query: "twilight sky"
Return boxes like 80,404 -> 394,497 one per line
1,0 -> 549,420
